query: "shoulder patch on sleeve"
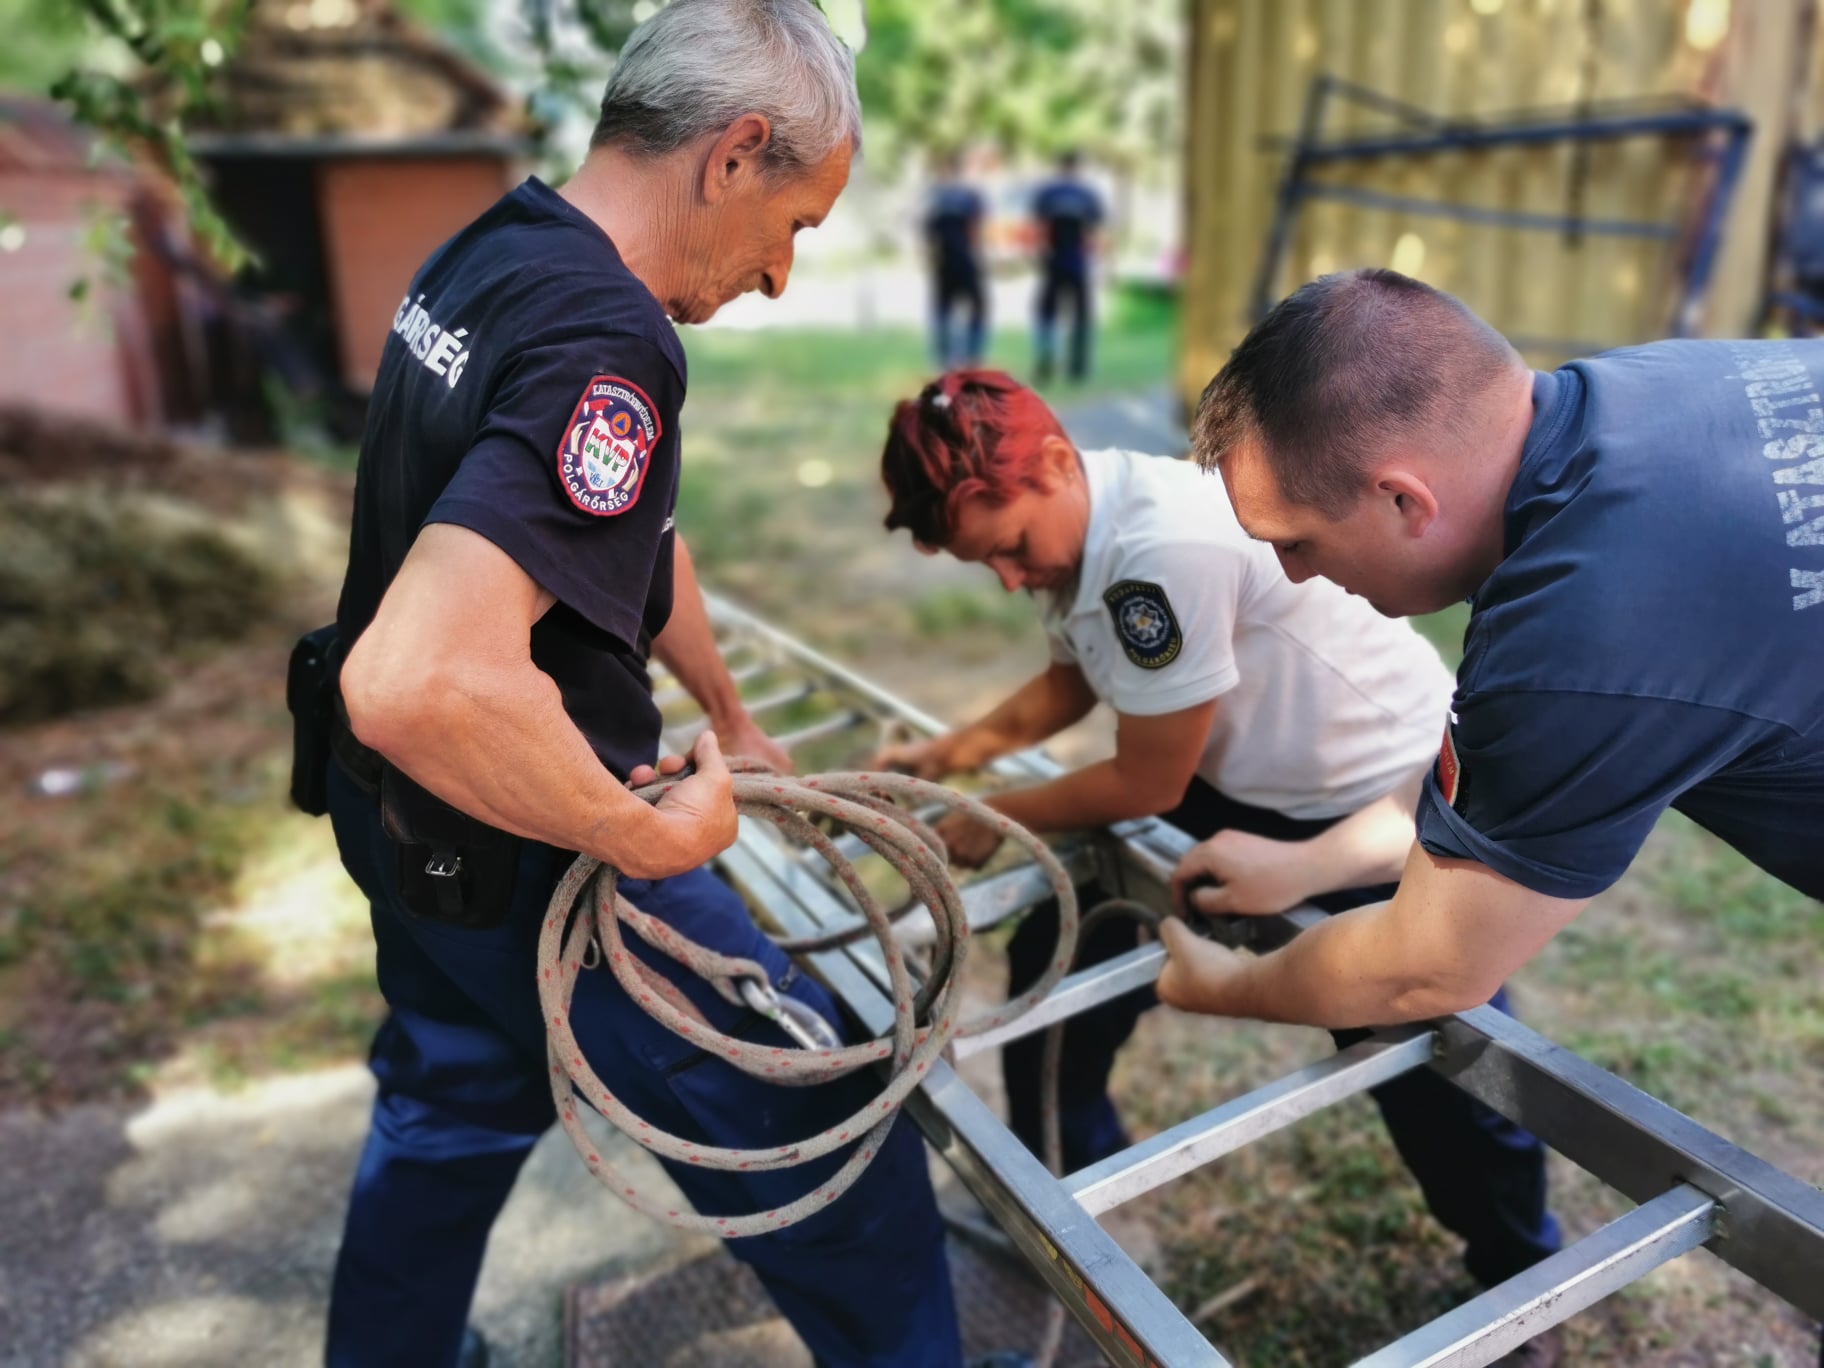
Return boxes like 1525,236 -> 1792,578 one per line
557,375 -> 661,517
1103,579 -> 1182,669
1437,721 -> 1462,808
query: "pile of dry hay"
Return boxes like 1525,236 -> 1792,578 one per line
0,408 -> 284,725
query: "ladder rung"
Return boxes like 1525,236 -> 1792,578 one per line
738,682 -> 818,718
773,710 -> 867,751
665,684 -> 817,745
891,855 -> 1088,948
952,941 -> 1168,1061
798,802 -> 949,867
654,660 -> 767,708
1351,1184 -> 1717,1368
1066,1028 -> 1437,1216
811,856 -> 1099,993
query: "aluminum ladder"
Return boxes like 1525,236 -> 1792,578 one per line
658,593 -> 1824,1368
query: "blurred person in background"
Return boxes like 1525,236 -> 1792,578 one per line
1030,150 -> 1104,384
925,148 -> 988,368
873,370 -> 1566,1355
302,3 -> 981,1365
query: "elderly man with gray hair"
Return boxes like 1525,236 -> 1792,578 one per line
311,4 -> 973,1365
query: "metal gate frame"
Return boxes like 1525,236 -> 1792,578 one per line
1249,76 -> 1755,354
672,593 -> 1824,1368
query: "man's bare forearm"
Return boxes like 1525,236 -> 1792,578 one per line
1295,774 -> 1425,896
653,536 -> 746,727
1166,840 -> 1587,1029
345,643 -> 690,874
1174,900 -> 1472,1028
341,523 -> 735,879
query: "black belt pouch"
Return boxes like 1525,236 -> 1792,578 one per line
379,768 -> 521,929
286,624 -> 340,817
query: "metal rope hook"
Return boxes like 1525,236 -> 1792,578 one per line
738,975 -> 844,1051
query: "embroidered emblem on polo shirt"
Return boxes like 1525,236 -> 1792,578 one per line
1437,722 -> 1462,808
1103,580 -> 1182,669
557,375 -> 660,516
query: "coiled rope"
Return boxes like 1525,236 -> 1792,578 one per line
537,766 -> 1084,1239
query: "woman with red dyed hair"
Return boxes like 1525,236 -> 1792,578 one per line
874,368 -> 1565,1306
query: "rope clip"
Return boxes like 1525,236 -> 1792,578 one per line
738,977 -> 842,1051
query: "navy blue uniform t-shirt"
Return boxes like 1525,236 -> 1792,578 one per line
335,176 -> 684,781
1032,176 -> 1103,276
1416,339 -> 1824,901
924,182 -> 984,280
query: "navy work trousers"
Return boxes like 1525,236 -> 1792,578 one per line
323,762 -> 961,1368
1034,264 -> 1092,382
932,267 -> 986,370
1003,777 -> 1563,1289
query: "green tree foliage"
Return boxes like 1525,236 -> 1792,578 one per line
0,0 -> 96,91
854,0 -> 1180,173
32,0 -> 254,271
20,0 -> 1178,274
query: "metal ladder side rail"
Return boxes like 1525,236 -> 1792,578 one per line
1434,1007 -> 1824,1319
692,597 -> 1824,1359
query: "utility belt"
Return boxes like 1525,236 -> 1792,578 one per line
288,624 -> 519,928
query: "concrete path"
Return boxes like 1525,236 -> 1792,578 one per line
0,1065 -> 699,1368
1056,383 -> 1186,456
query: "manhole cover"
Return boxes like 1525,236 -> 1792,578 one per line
566,1235 -> 1105,1366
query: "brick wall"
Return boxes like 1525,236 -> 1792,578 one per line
317,155 -> 515,392
0,173 -> 156,423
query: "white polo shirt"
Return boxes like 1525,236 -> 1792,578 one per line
1035,449 -> 1455,820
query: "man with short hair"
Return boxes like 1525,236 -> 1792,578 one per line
1160,266 -> 1824,1044
1030,150 -> 1104,383
925,150 -> 988,367
320,4 -> 967,1365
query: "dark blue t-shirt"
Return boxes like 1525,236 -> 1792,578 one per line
1032,176 -> 1103,275
335,176 -> 685,780
1417,340 -> 1824,901
925,182 -> 984,279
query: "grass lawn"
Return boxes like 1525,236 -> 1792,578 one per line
672,283 -> 1177,689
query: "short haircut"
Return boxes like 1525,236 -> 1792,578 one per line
590,0 -> 861,180
1191,269 -> 1520,516
881,370 -> 1070,547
